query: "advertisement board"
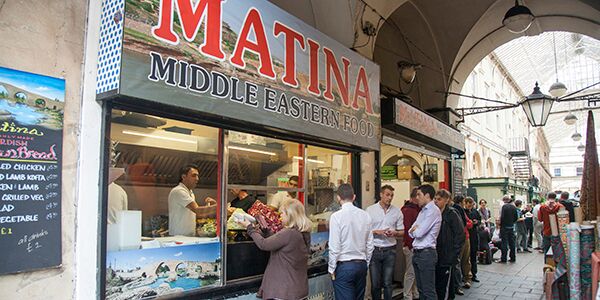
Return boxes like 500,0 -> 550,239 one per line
97,0 -> 381,150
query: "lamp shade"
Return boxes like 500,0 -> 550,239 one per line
572,132 -> 582,141
548,81 -> 567,98
578,143 -> 585,151
520,82 -> 554,127
564,112 -> 578,125
502,2 -> 535,33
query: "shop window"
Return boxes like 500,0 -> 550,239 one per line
225,131 -> 304,281
105,109 -> 222,298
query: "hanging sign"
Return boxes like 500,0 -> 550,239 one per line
0,66 -> 64,274
96,0 -> 381,150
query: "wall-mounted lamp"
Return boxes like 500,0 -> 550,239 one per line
397,61 -> 422,84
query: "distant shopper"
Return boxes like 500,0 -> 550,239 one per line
402,188 -> 421,300
168,164 -> 217,236
366,185 -> 404,300
524,204 -> 534,250
409,184 -> 442,300
559,191 -> 575,222
329,184 -> 374,300
498,195 -> 518,263
434,189 -> 465,300
515,200 -> 528,252
532,199 -> 543,250
478,199 -> 492,228
236,199 -> 312,300
538,192 -> 564,254
465,197 -> 481,282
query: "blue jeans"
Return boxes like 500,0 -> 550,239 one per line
333,260 -> 368,300
500,227 -> 516,262
370,246 -> 396,300
413,248 -> 438,300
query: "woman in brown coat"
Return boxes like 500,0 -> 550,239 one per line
237,199 -> 312,300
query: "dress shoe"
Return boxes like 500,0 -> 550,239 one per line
455,288 -> 464,295
472,278 -> 480,283
525,248 -> 532,253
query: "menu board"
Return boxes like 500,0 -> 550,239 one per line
452,159 -> 464,196
0,66 -> 64,275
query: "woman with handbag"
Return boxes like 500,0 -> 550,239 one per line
237,199 -> 312,300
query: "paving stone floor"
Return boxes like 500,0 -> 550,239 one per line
457,250 -> 546,300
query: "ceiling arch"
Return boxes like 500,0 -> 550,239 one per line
370,0 -> 600,124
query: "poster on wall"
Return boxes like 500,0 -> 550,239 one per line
106,243 -> 222,299
96,0 -> 381,150
0,66 -> 64,275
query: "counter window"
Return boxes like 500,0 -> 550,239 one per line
225,131 -> 303,281
105,110 -> 223,298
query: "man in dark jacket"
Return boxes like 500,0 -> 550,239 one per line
465,197 -> 481,282
434,189 -> 465,300
499,195 -> 518,263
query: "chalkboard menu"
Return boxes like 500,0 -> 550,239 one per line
0,66 -> 64,275
452,159 -> 464,196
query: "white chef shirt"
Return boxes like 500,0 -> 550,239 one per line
268,191 -> 294,209
328,202 -> 374,274
107,183 -> 128,224
366,202 -> 404,247
168,183 -> 196,236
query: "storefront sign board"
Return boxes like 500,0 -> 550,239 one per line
96,0 -> 381,150
394,99 -> 465,152
0,66 -> 64,275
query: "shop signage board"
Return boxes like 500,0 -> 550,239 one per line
0,66 -> 64,275
394,99 -> 465,152
452,159 -> 464,196
96,0 -> 381,150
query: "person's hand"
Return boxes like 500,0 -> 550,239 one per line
409,225 -> 418,233
205,197 -> 217,206
384,229 -> 395,237
373,229 -> 387,236
236,219 -> 251,228
330,272 -> 336,281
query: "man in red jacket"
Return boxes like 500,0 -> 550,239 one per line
401,188 -> 421,300
538,192 -> 564,254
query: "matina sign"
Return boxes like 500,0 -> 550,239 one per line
96,0 -> 381,150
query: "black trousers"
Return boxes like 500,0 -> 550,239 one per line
435,266 -> 455,300
500,227 -> 516,262
469,236 -> 478,279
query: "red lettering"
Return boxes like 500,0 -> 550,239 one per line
273,22 -> 305,87
307,39 -> 320,96
230,8 -> 275,79
352,66 -> 374,114
152,0 -> 225,60
323,47 -> 350,106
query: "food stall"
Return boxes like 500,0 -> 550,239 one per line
96,0 -> 380,299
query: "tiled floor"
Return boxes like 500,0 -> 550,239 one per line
458,250 -> 546,300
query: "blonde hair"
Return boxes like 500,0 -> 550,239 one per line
280,199 -> 312,232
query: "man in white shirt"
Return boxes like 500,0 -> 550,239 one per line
328,183 -> 374,300
268,175 -> 298,210
531,199 -> 543,250
366,185 -> 404,300
107,167 -> 128,224
168,164 -> 216,236
409,184 -> 442,300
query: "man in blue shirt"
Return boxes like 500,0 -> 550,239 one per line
409,184 -> 442,300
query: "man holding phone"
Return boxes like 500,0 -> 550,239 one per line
366,185 -> 404,300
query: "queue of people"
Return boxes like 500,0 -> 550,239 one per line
165,164 -> 579,300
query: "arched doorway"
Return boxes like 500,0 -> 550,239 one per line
486,158 -> 494,177
472,152 -> 482,178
